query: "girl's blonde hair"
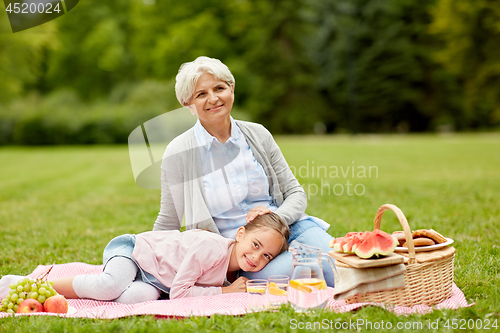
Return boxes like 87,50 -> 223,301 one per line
244,212 -> 290,253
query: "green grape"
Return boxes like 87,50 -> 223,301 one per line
30,292 -> 38,299
7,302 -> 14,309
13,304 -> 18,312
8,283 -> 16,289
10,294 -> 18,302
8,289 -> 16,295
1,298 -> 8,306
39,287 -> 47,295
6,309 -> 14,314
37,295 -> 46,304
49,280 -> 54,285
23,284 -> 30,292
16,285 -> 23,292
16,298 -> 24,305
31,285 -> 38,293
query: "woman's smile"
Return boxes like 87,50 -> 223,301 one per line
206,104 -> 223,112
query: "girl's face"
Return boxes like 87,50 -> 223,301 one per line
187,72 -> 234,128
233,227 -> 283,272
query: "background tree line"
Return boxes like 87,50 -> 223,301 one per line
0,0 -> 499,145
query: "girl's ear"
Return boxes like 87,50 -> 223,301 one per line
235,227 -> 245,242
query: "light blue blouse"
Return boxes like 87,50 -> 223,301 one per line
193,117 -> 279,239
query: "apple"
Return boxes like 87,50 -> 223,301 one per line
17,299 -> 44,313
43,295 -> 68,314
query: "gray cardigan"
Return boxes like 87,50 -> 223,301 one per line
153,120 -> 307,233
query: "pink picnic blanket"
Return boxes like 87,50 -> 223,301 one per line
0,263 -> 473,318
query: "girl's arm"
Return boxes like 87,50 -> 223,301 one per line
221,276 -> 247,294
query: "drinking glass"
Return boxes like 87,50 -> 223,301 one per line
246,279 -> 268,311
267,275 -> 289,307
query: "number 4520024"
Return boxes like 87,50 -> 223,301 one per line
444,318 -> 498,330
6,2 -> 62,14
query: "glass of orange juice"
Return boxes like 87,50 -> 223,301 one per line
267,275 -> 289,307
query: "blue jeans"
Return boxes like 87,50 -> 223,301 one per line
240,218 -> 336,287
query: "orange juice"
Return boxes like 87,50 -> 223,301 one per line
288,278 -> 328,311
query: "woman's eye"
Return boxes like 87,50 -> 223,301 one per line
196,92 -> 205,98
253,242 -> 258,249
217,86 -> 224,91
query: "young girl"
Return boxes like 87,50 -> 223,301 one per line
36,212 -> 289,304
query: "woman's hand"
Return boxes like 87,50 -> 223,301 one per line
245,206 -> 272,223
221,276 -> 249,294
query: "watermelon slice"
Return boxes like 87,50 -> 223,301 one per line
342,232 -> 364,254
330,232 -> 366,253
342,237 -> 357,254
354,229 -> 398,259
333,237 -> 345,252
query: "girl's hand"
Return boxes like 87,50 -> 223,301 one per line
221,277 -> 248,294
245,206 -> 272,223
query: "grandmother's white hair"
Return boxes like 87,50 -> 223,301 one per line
175,56 -> 235,106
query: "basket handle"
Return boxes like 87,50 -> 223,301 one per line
374,204 -> 416,264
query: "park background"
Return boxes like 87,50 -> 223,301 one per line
1,0 -> 500,144
1,0 -> 500,332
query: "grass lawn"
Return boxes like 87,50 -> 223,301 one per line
0,133 -> 499,332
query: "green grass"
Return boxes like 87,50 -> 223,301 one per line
1,133 -> 499,332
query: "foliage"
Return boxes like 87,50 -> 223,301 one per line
308,0 -> 439,132
429,0 -> 500,129
0,81 -> 178,145
0,0 -> 499,140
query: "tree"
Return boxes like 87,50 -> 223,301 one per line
308,0 -> 440,132
429,0 -> 500,129
0,12 -> 57,104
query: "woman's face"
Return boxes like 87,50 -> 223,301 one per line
187,72 -> 234,127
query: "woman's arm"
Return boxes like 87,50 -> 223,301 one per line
153,147 -> 185,231
265,132 -> 307,224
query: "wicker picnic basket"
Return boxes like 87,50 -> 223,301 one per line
344,204 -> 455,307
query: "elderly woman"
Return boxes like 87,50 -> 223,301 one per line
154,56 -> 335,286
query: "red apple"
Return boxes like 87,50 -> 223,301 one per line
43,295 -> 68,314
17,299 -> 44,313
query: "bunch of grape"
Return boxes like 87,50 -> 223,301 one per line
0,277 -> 57,314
